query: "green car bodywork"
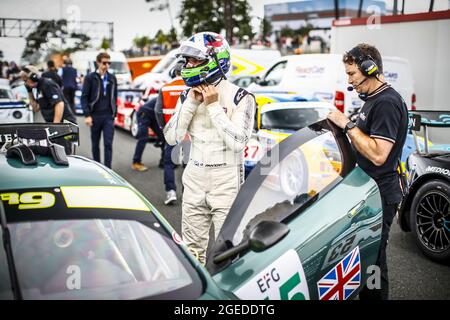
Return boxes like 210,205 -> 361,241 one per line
0,154 -> 233,300
0,121 -> 382,300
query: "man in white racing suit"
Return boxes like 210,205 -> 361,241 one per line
164,32 -> 256,265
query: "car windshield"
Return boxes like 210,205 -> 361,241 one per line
108,61 -> 129,74
421,127 -> 450,154
0,88 -> 14,99
0,218 -> 200,300
410,111 -> 450,154
263,61 -> 287,86
230,129 -> 343,246
11,85 -> 28,100
0,185 -> 202,300
151,54 -> 176,74
261,107 -> 331,131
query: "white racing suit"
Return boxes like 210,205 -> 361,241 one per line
164,79 -> 255,265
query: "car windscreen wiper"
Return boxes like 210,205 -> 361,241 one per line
0,200 -> 22,300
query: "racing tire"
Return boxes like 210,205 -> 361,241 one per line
410,179 -> 450,262
130,112 -> 139,138
279,149 -> 308,198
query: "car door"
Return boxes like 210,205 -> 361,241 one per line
207,120 -> 383,300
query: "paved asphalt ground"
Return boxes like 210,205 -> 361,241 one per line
73,115 -> 450,300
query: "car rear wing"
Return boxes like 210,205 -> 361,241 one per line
409,110 -> 450,128
0,122 -> 79,152
408,110 -> 450,154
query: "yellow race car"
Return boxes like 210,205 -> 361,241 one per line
245,93 -> 340,190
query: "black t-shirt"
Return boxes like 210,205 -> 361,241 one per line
37,78 -> 77,123
355,86 -> 408,202
41,70 -> 63,88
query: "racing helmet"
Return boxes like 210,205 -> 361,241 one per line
176,32 -> 231,87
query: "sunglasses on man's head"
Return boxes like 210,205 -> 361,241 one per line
101,61 -> 111,65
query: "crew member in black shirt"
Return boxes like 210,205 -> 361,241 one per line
20,65 -> 76,124
327,44 -> 408,300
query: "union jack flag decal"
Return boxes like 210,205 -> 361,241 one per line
317,246 -> 361,300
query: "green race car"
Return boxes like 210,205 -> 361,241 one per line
0,121 -> 382,300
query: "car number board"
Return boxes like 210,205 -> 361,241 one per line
233,249 -> 310,300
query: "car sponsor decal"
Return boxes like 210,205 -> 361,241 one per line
426,166 -> 450,177
323,222 -> 381,268
233,249 -> 310,300
1,187 -> 150,212
383,71 -> 398,81
0,191 -> 55,210
244,138 -> 263,164
295,66 -> 325,75
317,246 -> 361,300
234,88 -> 249,105
60,186 -> 150,211
231,54 -> 265,76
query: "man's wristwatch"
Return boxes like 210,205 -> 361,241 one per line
343,121 -> 356,134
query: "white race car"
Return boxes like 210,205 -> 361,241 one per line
0,84 -> 33,124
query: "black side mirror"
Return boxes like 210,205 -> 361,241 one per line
213,220 -> 289,264
258,78 -> 268,86
248,220 -> 290,252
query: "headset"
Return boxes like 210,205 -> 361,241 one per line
22,66 -> 39,83
346,46 -> 387,101
348,46 -> 380,78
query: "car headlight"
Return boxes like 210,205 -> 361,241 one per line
13,110 -> 22,119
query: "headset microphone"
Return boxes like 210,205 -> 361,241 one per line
347,77 -> 369,92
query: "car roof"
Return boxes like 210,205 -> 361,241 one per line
0,154 -> 126,191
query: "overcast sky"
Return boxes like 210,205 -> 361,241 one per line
0,0 -> 447,62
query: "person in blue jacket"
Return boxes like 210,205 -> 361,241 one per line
81,52 -> 117,169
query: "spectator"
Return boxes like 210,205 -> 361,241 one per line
1,61 -> 9,78
7,61 -> 20,85
61,58 -> 78,114
81,52 -> 117,169
42,60 -> 63,88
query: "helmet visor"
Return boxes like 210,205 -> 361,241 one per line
176,44 -> 208,60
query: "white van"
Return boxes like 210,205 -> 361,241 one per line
247,54 -> 416,115
70,50 -> 133,88
132,48 -> 282,93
